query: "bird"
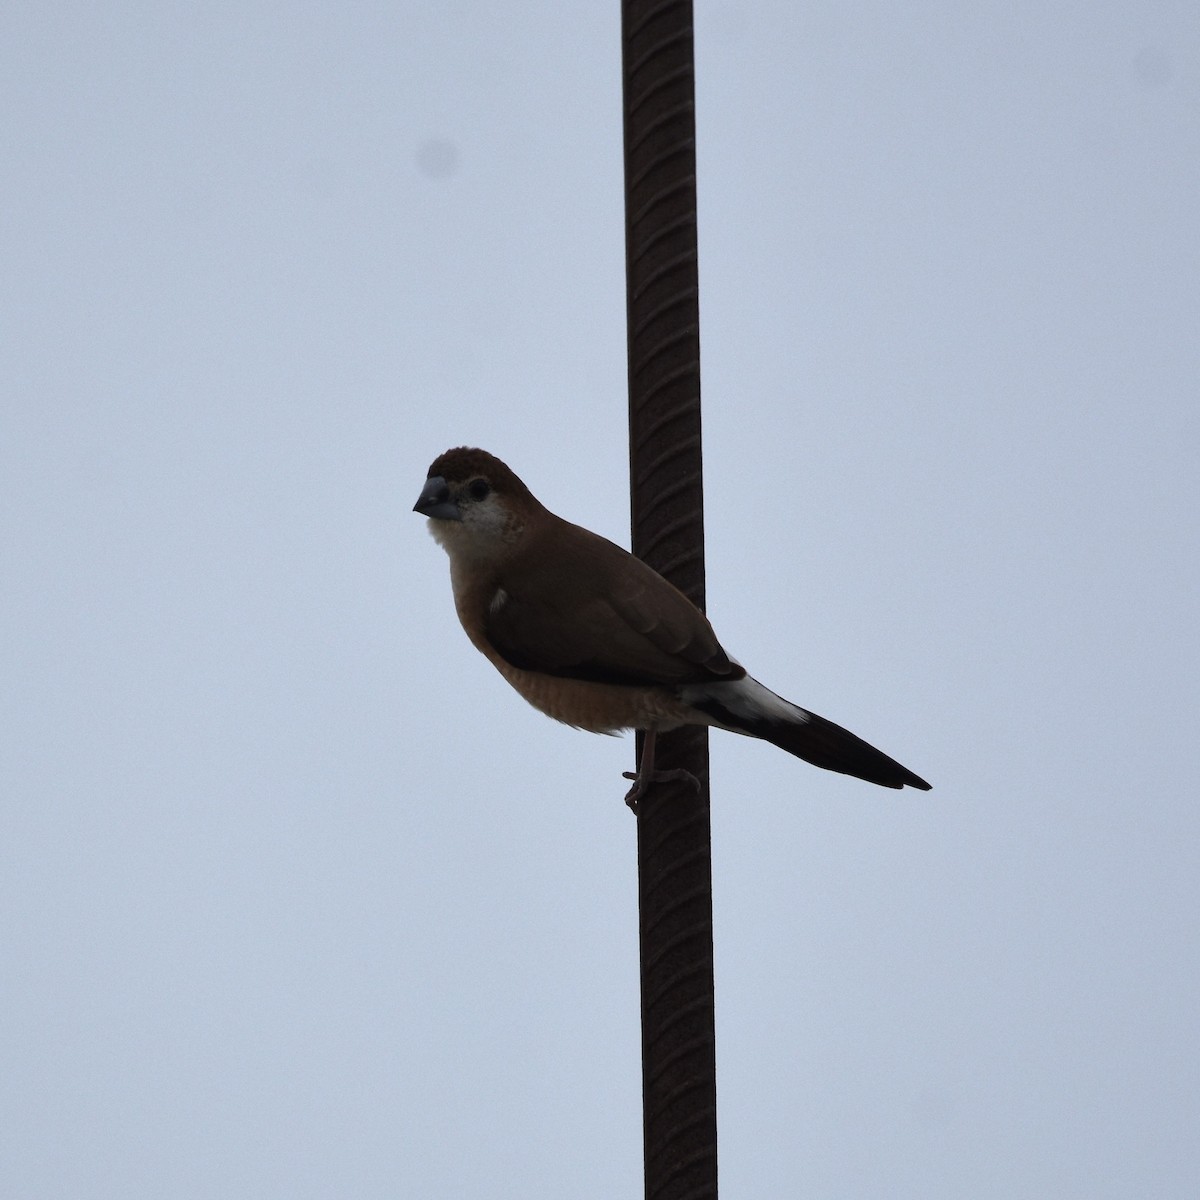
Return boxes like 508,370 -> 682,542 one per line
413,447 -> 931,801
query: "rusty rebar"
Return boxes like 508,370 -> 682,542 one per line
622,2 -> 717,1197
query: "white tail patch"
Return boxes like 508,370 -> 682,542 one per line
680,675 -> 811,728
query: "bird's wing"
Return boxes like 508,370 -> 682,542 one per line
485,519 -> 743,687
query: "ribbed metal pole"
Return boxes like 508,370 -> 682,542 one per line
622,2 -> 717,1197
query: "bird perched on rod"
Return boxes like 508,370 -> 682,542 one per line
413,447 -> 931,800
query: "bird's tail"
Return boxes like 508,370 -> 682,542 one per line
681,675 -> 931,791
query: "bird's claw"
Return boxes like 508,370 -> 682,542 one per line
622,767 -> 701,812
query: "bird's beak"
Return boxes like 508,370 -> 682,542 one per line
413,475 -> 462,521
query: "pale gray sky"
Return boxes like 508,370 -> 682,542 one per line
3,2 -> 1198,1197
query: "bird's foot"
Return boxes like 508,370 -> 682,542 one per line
622,767 -> 701,812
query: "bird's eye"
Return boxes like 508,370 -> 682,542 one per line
468,479 -> 491,501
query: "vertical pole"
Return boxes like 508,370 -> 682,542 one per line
622,3 -> 718,1198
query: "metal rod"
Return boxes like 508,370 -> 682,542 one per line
622,2 -> 718,1196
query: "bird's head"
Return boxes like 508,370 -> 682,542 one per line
413,447 -> 540,562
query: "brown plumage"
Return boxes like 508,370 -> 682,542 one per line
414,447 -> 931,796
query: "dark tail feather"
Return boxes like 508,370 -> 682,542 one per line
759,708 -> 931,790
690,693 -> 931,791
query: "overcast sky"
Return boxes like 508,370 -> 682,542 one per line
4,3 -> 1198,1197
